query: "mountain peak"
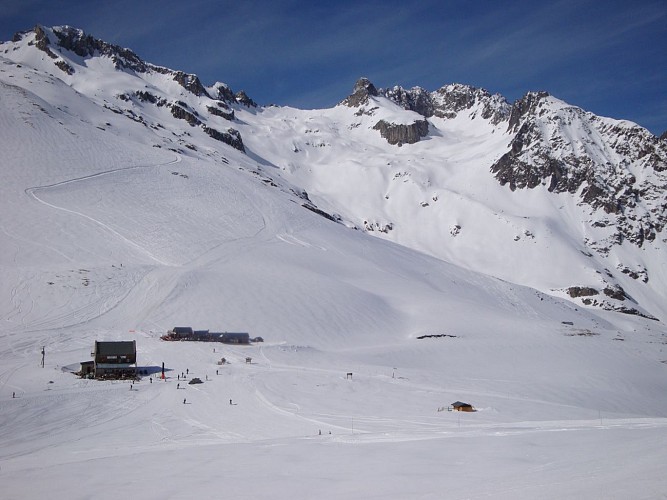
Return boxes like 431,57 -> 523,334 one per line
341,77 -> 379,107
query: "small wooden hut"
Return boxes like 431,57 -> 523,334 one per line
451,401 -> 476,412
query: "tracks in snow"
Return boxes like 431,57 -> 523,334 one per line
24,155 -> 182,266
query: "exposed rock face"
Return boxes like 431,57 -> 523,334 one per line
489,91 -> 667,252
235,91 -> 257,108
567,286 -> 599,298
341,76 -> 666,259
172,71 -> 210,98
23,26 -> 219,99
207,104 -> 235,121
383,85 -> 434,117
202,126 -> 245,152
373,119 -> 429,146
341,77 -> 379,107
31,25 -> 57,59
51,25 -> 149,73
430,84 -> 510,124
342,78 -> 509,146
212,83 -> 236,102
13,25 -> 256,157
379,82 -> 510,124
54,60 -> 74,75
170,103 -> 200,126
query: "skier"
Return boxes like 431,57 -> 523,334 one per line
183,398 -> 186,404
177,383 -> 180,389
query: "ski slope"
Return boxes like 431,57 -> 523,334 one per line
2,28 -> 667,499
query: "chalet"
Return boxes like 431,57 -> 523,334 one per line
172,326 -> 194,336
451,401 -> 475,412
218,332 -> 250,344
93,340 -> 137,379
161,327 -> 252,344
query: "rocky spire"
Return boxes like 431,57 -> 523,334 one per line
341,77 -> 378,107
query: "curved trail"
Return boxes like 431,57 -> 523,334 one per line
24,155 -> 182,266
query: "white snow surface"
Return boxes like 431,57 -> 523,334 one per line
1,28 -> 667,499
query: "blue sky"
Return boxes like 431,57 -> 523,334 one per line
2,0 -> 666,135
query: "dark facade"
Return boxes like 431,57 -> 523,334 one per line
218,332 -> 250,344
94,340 -> 137,379
162,328 -> 251,344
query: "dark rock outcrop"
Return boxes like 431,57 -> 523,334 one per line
54,60 -> 74,75
235,91 -> 257,108
507,91 -> 550,133
383,85 -> 434,117
51,25 -> 149,73
172,71 -> 210,98
202,125 -> 245,152
567,286 -> 599,298
342,77 -> 379,107
170,104 -> 200,126
212,83 -> 236,103
489,91 -> 667,251
379,82 -> 510,125
207,104 -> 235,121
31,25 -> 57,59
430,84 -> 510,124
373,119 -> 429,146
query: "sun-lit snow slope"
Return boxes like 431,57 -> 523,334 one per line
0,55 -> 608,347
235,99 -> 667,322
231,97 -> 667,319
2,27 -> 667,499
2,26 -> 665,324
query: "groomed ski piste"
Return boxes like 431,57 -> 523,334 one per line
2,35 -> 667,499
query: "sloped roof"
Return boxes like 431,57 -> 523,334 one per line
95,340 -> 136,356
172,327 -> 193,334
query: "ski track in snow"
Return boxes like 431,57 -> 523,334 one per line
24,155 -> 183,267
2,31 -> 667,498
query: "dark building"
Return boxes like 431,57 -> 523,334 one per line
172,326 -> 194,336
451,401 -> 475,412
218,332 -> 250,344
93,340 -> 137,379
162,328 -> 251,344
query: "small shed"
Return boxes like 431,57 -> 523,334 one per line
80,360 -> 95,377
93,340 -> 137,379
451,401 -> 475,412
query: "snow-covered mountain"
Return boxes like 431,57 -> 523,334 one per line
6,25 -> 665,320
2,26 -> 667,499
